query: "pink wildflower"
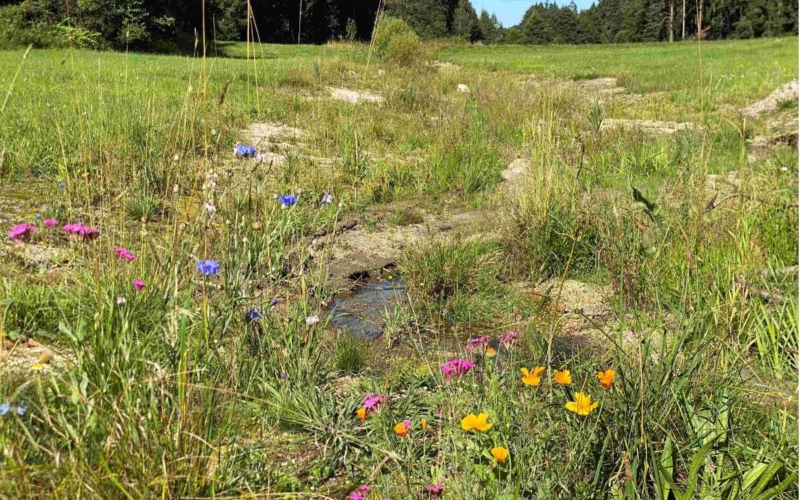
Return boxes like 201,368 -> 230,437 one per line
43,219 -> 59,228
133,279 -> 145,291
7,223 -> 36,242
363,393 -> 387,412
499,331 -> 517,346
465,335 -> 492,352
348,486 -> 370,500
440,359 -> 475,381
426,483 -> 444,499
114,247 -> 136,263
62,223 -> 100,240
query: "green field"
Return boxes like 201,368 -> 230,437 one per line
0,37 -> 797,499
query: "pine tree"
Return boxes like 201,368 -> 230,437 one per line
522,9 -> 555,44
478,10 -> 503,43
452,0 -> 481,41
642,0 -> 666,40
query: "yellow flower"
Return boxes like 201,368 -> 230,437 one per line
356,407 -> 367,421
520,366 -> 545,386
565,392 -> 599,416
421,419 -> 428,431
490,446 -> 509,463
554,369 -> 572,385
31,363 -> 45,371
597,369 -> 615,389
485,347 -> 497,358
461,412 -> 493,432
394,421 -> 410,437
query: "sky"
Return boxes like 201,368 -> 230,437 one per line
476,0 -> 594,27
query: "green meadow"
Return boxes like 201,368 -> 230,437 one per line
0,36 -> 797,499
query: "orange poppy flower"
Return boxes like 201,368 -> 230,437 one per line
520,366 -> 545,386
485,346 -> 497,358
490,446 -> 509,463
554,369 -> 572,385
394,420 -> 411,437
565,392 -> 599,416
421,419 -> 428,431
597,369 -> 615,389
356,407 -> 367,421
461,413 -> 493,432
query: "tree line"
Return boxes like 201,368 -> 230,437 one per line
0,0 -> 795,50
503,0 -> 798,44
389,0 -> 797,44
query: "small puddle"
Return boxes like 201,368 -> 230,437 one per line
325,272 -> 406,341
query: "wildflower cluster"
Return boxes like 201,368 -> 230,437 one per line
517,365 -> 616,416
114,247 -> 136,263
63,223 -> 100,240
464,330 -> 517,353
7,223 -> 36,242
439,358 -> 475,380
356,393 -> 387,421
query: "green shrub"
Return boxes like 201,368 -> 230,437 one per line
0,6 -> 102,49
374,16 -> 425,65
373,16 -> 415,57
387,31 -> 424,66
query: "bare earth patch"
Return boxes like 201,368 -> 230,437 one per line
327,87 -> 384,104
310,205 -> 486,292
600,119 -> 703,136
431,60 -> 461,71
501,158 -> 530,183
533,279 -> 620,349
740,79 -> 798,118
1,340 -> 68,377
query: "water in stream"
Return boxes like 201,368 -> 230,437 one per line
325,273 -> 406,341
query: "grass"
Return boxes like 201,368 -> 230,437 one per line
0,35 -> 797,499
439,37 -> 798,107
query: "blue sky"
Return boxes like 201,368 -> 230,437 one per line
476,0 -> 594,27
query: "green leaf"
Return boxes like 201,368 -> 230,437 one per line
753,472 -> 797,500
657,437 -> 674,500
741,462 -> 769,492
683,437 -> 718,500
750,460 -> 783,496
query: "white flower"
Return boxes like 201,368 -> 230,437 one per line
321,191 -> 333,204
116,295 -> 127,306
203,199 -> 216,217
306,315 -> 320,325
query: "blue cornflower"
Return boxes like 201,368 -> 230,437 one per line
235,144 -> 258,158
34,214 -> 42,221
57,182 -> 66,189
321,191 -> 333,204
0,403 -> 10,416
278,194 -> 298,207
270,298 -> 280,307
16,405 -> 26,416
245,309 -> 264,322
196,259 -> 220,276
